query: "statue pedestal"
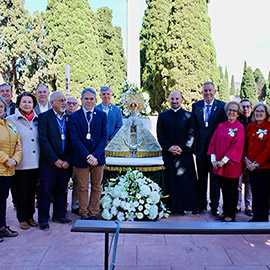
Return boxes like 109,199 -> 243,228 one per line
103,156 -> 168,196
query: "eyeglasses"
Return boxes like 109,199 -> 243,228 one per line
67,101 -> 77,106
228,109 -> 238,113
254,110 -> 265,114
54,99 -> 66,103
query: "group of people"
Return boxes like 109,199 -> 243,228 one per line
157,82 -> 270,223
0,83 -> 122,242
1,80 -> 270,243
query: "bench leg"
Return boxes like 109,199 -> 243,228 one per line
105,232 -> 109,270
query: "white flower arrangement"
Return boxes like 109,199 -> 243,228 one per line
100,169 -> 170,221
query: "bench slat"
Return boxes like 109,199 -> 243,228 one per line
71,220 -> 270,234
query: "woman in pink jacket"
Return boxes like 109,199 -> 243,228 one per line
208,101 -> 245,222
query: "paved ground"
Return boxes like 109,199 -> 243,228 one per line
1,190 -> 270,270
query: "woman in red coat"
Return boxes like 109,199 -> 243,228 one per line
208,101 -> 245,222
245,102 -> 270,222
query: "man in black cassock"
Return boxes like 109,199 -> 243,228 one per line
157,91 -> 200,215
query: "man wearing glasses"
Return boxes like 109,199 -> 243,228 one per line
236,99 -> 253,216
38,91 -> 73,230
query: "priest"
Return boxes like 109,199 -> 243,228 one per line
157,91 -> 200,214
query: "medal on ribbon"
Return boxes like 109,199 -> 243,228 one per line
228,128 -> 238,137
256,129 -> 267,139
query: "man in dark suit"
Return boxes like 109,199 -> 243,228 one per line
192,82 -> 227,217
95,86 -> 123,143
69,88 -> 107,220
157,91 -> 201,214
38,91 -> 73,230
34,84 -> 52,115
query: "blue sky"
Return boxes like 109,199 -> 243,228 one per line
24,0 -> 270,84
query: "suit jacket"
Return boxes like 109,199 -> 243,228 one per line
7,102 -> 16,116
38,109 -> 73,169
95,103 -> 123,140
34,102 -> 52,115
192,99 -> 227,156
69,107 -> 107,168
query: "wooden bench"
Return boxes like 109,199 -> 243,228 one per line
71,220 -> 270,270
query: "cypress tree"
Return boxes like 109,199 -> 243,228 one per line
218,77 -> 230,102
140,0 -> 171,112
94,7 -> 126,103
253,68 -> 267,101
141,0 -> 219,111
230,75 -> 235,96
240,66 -> 257,105
45,0 -> 106,97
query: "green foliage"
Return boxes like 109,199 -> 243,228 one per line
253,68 -> 267,101
230,75 -> 235,95
94,7 -> 126,104
0,0 -> 55,93
141,0 -> 219,112
45,0 -> 106,97
240,66 -> 257,105
218,77 -> 230,102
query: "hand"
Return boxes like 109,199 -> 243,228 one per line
54,159 -> 64,168
4,158 -> 17,168
212,161 -> 219,170
61,161 -> 70,169
217,160 -> 225,168
247,162 -> 256,172
14,144 -> 20,152
86,154 -> 98,166
168,145 -> 182,155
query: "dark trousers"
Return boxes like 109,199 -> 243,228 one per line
38,167 -> 71,223
250,169 -> 270,222
0,176 -> 12,228
196,154 -> 220,211
218,176 -> 239,219
14,169 -> 38,223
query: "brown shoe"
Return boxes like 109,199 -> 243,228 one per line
20,222 -> 30,230
28,219 -> 38,227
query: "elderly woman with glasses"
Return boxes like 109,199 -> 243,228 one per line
208,101 -> 245,222
245,102 -> 270,222
0,96 -> 21,242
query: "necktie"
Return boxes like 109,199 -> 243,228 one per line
205,104 -> 211,123
86,111 -> 92,122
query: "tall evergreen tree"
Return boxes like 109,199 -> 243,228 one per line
0,0 -> 30,92
45,0 -> 106,97
230,75 -> 235,95
94,7 -> 126,103
240,66 -> 257,105
254,68 -> 267,101
140,0 -> 171,112
141,0 -> 219,111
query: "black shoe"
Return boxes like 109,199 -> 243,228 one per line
52,217 -> 72,224
245,208 -> 253,217
72,208 -> 80,215
211,210 -> 220,218
235,206 -> 241,213
0,236 -> 3,243
89,216 -> 97,220
0,226 -> 18,237
192,210 -> 201,215
39,223 -> 50,231
215,215 -> 225,221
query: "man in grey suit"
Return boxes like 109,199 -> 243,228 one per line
34,84 -> 52,115
95,86 -> 123,143
192,82 -> 227,217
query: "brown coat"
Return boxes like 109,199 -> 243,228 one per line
0,119 -> 21,176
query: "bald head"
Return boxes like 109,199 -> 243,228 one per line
169,91 -> 183,110
66,96 -> 79,114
